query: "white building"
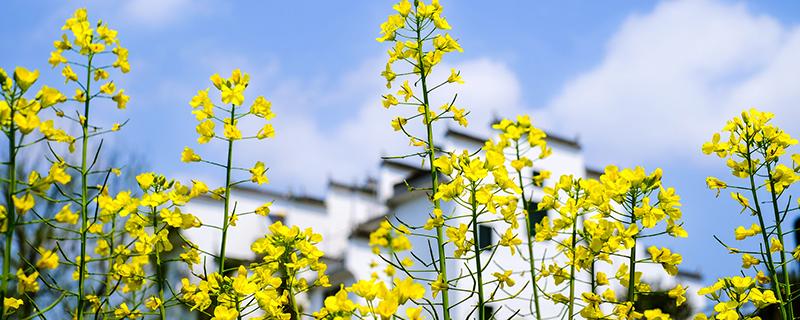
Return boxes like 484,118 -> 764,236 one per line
183,126 -> 705,319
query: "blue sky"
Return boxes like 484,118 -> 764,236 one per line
4,0 -> 800,286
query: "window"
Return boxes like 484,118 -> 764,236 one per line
482,305 -> 495,320
532,169 -> 544,186
322,286 -> 339,300
794,217 -> 800,252
478,225 -> 493,251
271,212 -> 286,225
528,201 -> 547,236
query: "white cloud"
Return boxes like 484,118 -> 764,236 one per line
236,57 -> 527,193
727,29 -> 800,126
535,0 -> 800,167
436,58 -> 524,133
170,0 -> 800,195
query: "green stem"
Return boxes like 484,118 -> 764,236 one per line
1,90 -> 18,320
744,143 -> 787,319
386,234 -> 396,286
76,53 -> 94,320
218,105 -> 235,275
282,259 -> 299,320
590,261 -> 596,294
765,161 -> 794,319
627,195 -> 637,304
101,211 -> 116,318
469,183 -> 485,320
515,143 -> 541,320
287,279 -> 300,320
234,294 -> 243,320
567,198 -> 578,319
414,12 -> 450,320
152,206 -> 166,320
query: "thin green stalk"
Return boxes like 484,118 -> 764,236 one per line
744,143 -> 787,319
100,210 -> 117,319
414,12 -> 450,320
515,143 -> 541,320
590,261 -> 596,294
367,300 -> 378,320
1,89 -> 18,320
218,105 -> 235,275
765,162 -> 794,319
21,292 -> 66,320
387,234 -> 396,286
76,53 -> 94,320
280,248 -> 298,320
468,183 -> 485,320
152,206 -> 166,320
285,272 -> 299,320
567,199 -> 578,319
627,195 -> 637,304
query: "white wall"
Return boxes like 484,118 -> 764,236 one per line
180,126 -> 705,319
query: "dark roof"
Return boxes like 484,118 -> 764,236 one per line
381,158 -> 427,173
545,132 -> 580,149
230,185 -> 326,207
443,128 -> 487,145
386,170 -> 453,208
446,127 -> 581,149
355,168 -> 455,236
677,270 -> 702,281
351,214 -> 387,239
585,166 -> 604,179
328,179 -> 377,196
380,158 -> 442,206
391,170 -> 431,196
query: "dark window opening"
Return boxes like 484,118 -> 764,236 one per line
478,225 -> 493,251
482,305 -> 495,320
322,286 -> 339,300
794,217 -> 800,250
532,169 -> 545,186
271,213 -> 286,225
528,201 -> 547,236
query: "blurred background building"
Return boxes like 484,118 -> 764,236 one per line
183,125 -> 706,319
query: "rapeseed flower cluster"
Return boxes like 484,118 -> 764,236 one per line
5,7 -> 134,320
312,276 -> 424,320
427,131 -> 536,318
0,65 -> 74,316
375,1 -> 465,318
491,116 -> 552,318
0,30 -> 77,319
108,174 -> 204,317
181,222 -> 329,319
178,68 -> 289,319
696,276 -> 779,320
531,164 -> 688,319
698,109 -> 796,319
